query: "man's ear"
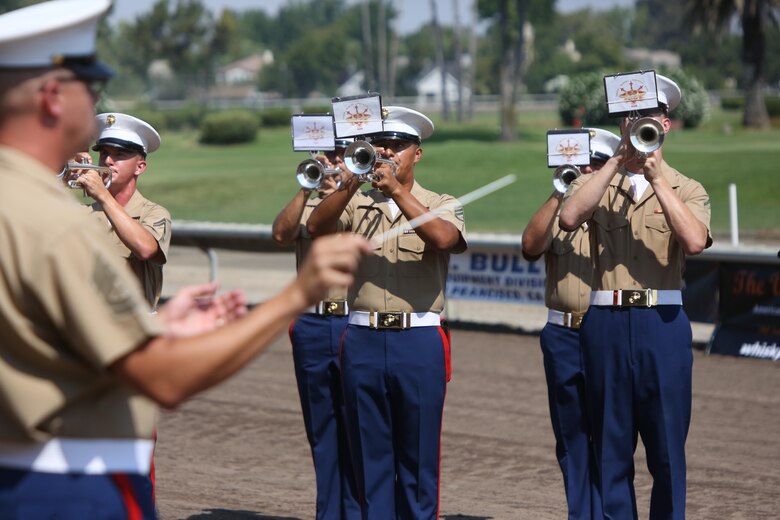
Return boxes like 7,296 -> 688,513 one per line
134,158 -> 147,177
39,78 -> 64,120
662,116 -> 672,133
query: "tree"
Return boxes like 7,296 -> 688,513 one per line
478,0 -> 554,141
684,0 -> 779,129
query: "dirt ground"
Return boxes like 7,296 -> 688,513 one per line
154,329 -> 780,520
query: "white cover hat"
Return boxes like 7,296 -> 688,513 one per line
374,106 -> 435,143
93,113 -> 161,156
587,128 -> 621,161
656,74 -> 682,112
0,0 -> 113,80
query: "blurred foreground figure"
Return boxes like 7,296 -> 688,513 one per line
0,2 -> 369,518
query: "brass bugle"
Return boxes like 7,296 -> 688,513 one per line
62,163 -> 112,189
296,158 -> 340,190
552,164 -> 581,194
629,117 -> 664,158
344,140 -> 396,181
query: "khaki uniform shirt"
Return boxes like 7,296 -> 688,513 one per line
543,217 -> 592,314
338,182 -> 467,313
566,160 -> 711,290
296,197 -> 347,302
0,147 -> 162,442
88,191 -> 172,309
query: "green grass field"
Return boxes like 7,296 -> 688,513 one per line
111,108 -> 780,236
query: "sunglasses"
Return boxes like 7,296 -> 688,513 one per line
57,76 -> 107,99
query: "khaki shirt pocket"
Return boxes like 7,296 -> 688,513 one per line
357,242 -> 384,277
644,215 -> 671,260
397,233 -> 428,277
592,210 -> 629,232
550,237 -> 575,257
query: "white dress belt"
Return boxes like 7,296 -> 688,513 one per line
303,299 -> 349,316
348,311 -> 441,329
0,438 -> 154,474
547,309 -> 585,329
590,289 -> 682,307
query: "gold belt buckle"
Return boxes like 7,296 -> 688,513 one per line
321,300 -> 347,316
371,311 -> 408,329
568,313 -> 584,329
617,289 -> 654,307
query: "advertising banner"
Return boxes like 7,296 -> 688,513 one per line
446,248 -> 546,304
708,263 -> 780,361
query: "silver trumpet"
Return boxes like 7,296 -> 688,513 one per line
61,161 -> 112,189
629,117 -> 664,158
344,140 -> 396,182
552,164 -> 581,194
296,158 -> 341,190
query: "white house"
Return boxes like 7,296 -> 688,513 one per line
217,51 -> 274,86
415,65 -> 471,108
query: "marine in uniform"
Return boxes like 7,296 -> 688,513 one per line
0,2 -> 369,517
79,113 -> 172,310
559,75 -> 712,520
272,139 -> 360,519
307,106 -> 467,520
521,128 -> 620,520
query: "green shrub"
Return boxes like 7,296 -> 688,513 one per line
301,105 -> 332,114
662,69 -> 710,128
720,96 -> 744,111
163,104 -> 208,131
199,111 -> 258,145
259,107 -> 293,128
720,95 -> 780,116
558,71 -> 611,127
124,110 -> 167,134
765,96 -> 780,117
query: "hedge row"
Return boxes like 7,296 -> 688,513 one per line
721,96 -> 780,116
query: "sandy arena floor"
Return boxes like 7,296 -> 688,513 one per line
154,328 -> 780,520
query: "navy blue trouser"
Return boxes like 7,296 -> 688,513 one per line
340,324 -> 450,520
290,313 -> 360,520
0,467 -> 155,519
580,305 -> 692,520
540,322 -> 601,520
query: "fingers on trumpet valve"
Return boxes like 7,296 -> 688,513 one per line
63,163 -> 112,189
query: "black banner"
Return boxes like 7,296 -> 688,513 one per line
708,263 -> 780,361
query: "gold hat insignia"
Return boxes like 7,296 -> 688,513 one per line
106,114 -> 116,126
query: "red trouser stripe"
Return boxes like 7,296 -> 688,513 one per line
437,326 -> 452,382
111,473 -> 143,520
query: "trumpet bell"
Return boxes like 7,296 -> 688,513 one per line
629,117 -> 665,156
296,159 -> 325,190
344,140 -> 376,175
552,164 -> 581,194
63,163 -> 112,189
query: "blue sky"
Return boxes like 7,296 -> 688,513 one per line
110,0 -> 636,35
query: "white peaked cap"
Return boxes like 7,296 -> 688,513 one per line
656,74 -> 682,112
0,0 -> 113,79
378,106 -> 435,142
587,128 -> 621,160
93,113 -> 161,156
